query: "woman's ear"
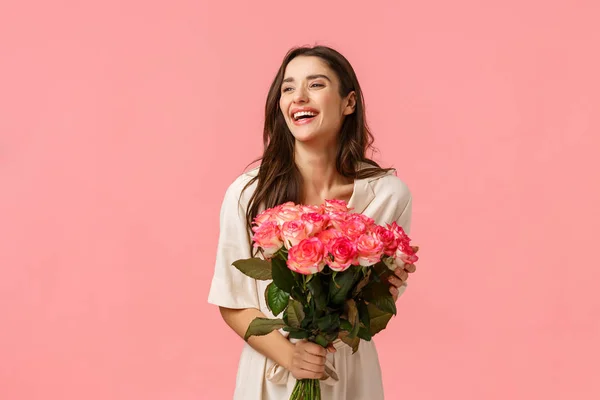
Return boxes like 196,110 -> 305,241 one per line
342,91 -> 357,116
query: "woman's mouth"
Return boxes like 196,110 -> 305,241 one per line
292,110 -> 319,126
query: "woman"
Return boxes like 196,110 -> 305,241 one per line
208,45 -> 418,399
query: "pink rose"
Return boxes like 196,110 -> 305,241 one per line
281,220 -> 308,249
386,222 -> 419,268
300,204 -> 323,214
327,237 -> 357,272
349,213 -> 375,227
394,238 -> 419,268
356,233 -> 384,266
386,221 -> 408,241
273,202 -> 302,225
372,225 -> 398,256
316,228 -> 344,248
252,208 -> 277,232
287,237 -> 327,275
327,211 -> 351,230
341,219 -> 368,240
301,212 -> 330,236
252,221 -> 283,258
322,199 -> 351,214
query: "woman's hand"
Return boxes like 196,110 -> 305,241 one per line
288,340 -> 335,380
387,246 -> 419,301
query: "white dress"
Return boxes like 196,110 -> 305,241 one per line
208,162 -> 413,399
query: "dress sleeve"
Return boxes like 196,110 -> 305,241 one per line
395,194 -> 412,235
207,179 -> 261,310
395,193 -> 413,297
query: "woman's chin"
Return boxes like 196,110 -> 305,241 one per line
291,131 -> 319,143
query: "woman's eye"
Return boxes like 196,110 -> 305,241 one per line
310,83 -> 324,88
282,87 -> 293,93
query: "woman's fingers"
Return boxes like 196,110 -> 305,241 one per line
389,264 -> 417,288
388,260 -> 417,299
304,342 -> 327,357
302,352 -> 326,366
387,274 -> 405,288
296,367 -> 325,380
295,358 -> 326,379
299,360 -> 325,374
394,267 -> 409,281
292,356 -> 325,379
290,340 -> 328,380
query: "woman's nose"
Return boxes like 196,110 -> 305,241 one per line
293,86 -> 308,103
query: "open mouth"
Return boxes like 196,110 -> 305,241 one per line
292,110 -> 319,125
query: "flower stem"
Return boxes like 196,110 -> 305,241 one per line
290,379 -> 321,400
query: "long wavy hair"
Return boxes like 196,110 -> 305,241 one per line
242,45 -> 394,249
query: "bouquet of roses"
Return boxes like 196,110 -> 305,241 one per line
233,199 -> 419,400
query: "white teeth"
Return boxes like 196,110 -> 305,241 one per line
293,111 -> 317,120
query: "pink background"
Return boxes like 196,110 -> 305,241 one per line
1,0 -> 599,399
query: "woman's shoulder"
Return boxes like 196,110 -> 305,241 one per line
222,165 -> 260,207
364,168 -> 412,224
366,167 -> 411,201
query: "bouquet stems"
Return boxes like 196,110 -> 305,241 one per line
290,378 -> 321,400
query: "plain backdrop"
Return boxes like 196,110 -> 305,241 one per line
1,0 -> 599,399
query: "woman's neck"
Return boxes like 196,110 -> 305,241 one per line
294,142 -> 354,205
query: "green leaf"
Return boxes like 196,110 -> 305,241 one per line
288,330 -> 310,340
300,316 -> 312,330
291,286 -> 306,305
323,331 -> 338,343
373,260 -> 392,280
232,258 -> 272,280
315,314 -> 340,332
372,292 -> 397,316
362,281 -> 397,315
357,326 -> 372,341
314,333 -> 329,347
339,331 -> 360,353
282,325 -> 303,332
329,268 -> 358,305
307,276 -> 327,310
357,300 -> 370,331
352,268 -> 372,296
271,256 -> 295,293
345,299 -> 360,339
368,303 -> 393,336
244,318 -> 286,341
265,283 -> 289,316
356,300 -> 372,340
286,298 -> 305,328
340,319 -> 352,331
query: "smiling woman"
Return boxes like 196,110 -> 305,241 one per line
280,58 -> 356,147
207,45 -> 417,400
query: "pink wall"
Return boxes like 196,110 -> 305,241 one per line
1,0 -> 599,399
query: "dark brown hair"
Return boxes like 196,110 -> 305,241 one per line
243,45 -> 393,244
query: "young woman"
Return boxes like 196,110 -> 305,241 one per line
208,45 -> 418,399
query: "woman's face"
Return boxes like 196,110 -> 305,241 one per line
279,56 -> 355,145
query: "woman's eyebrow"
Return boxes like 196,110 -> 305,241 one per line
306,74 -> 331,82
282,74 -> 332,83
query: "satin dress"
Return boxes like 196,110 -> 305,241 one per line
208,162 -> 412,399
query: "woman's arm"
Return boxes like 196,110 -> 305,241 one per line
219,306 -> 329,380
209,178 -> 328,379
219,306 -> 295,369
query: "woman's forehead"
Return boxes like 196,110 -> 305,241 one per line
283,56 -> 333,80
